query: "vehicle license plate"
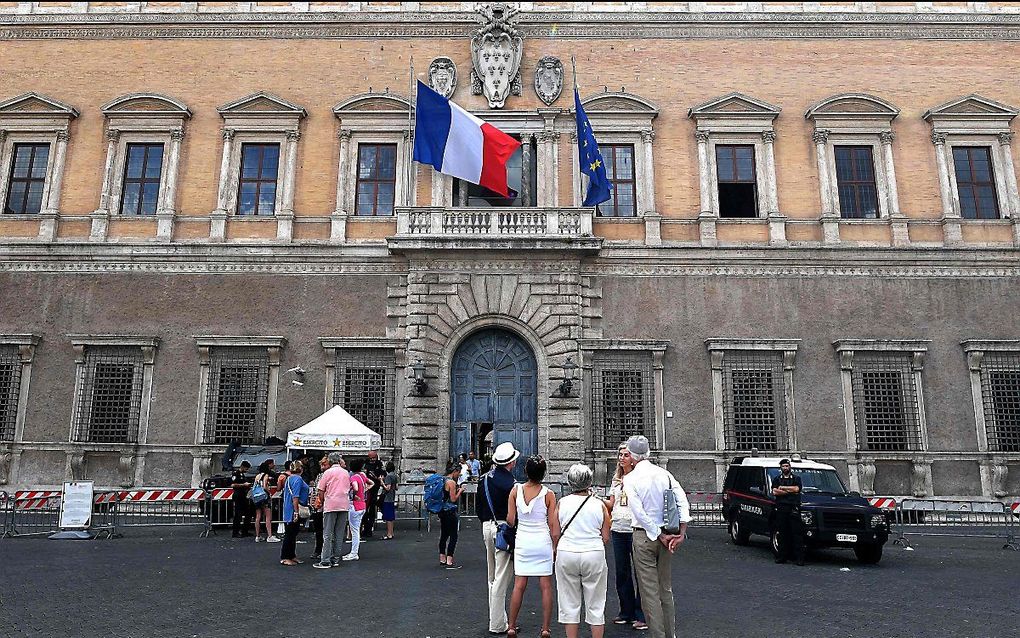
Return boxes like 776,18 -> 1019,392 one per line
836,533 -> 857,542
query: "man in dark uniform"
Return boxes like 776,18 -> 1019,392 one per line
362,450 -> 385,538
771,458 -> 805,565
230,460 -> 252,538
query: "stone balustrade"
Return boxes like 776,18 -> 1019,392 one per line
395,207 -> 593,238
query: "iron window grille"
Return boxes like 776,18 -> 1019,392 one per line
596,144 -> 637,218
204,347 -> 269,445
852,353 -> 922,452
72,346 -> 144,444
237,143 -> 280,216
355,143 -> 398,216
834,145 -> 879,219
979,351 -> 1020,453
4,143 -> 50,214
722,350 -> 788,452
952,146 -> 1000,219
120,142 -> 164,216
0,346 -> 22,442
333,348 -> 395,447
590,352 -> 655,450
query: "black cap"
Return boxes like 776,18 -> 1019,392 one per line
779,458 -> 791,466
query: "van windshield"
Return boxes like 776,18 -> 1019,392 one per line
766,468 -> 847,495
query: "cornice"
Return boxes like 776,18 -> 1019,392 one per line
6,11 -> 1020,41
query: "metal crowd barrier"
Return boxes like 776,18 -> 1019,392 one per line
112,489 -> 212,538
1,490 -> 63,538
687,491 -> 726,528
0,491 -> 10,538
891,498 -> 1019,550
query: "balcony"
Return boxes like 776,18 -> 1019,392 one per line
388,207 -> 602,253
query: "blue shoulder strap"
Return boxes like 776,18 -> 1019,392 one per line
482,471 -> 496,515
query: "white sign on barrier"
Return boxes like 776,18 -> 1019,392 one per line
59,481 -> 94,529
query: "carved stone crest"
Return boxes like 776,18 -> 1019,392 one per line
470,3 -> 523,109
428,57 -> 457,99
534,56 -> 564,106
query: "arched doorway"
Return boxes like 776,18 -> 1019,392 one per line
450,328 -> 537,480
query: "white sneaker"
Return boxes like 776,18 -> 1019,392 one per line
266,536 -> 281,543
342,554 -> 359,561
254,536 -> 263,543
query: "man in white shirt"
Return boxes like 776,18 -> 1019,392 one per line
621,435 -> 691,638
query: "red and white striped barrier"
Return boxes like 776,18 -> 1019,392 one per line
1010,502 -> 1019,516
208,487 -> 280,501
119,489 -> 205,502
869,497 -> 897,509
688,491 -> 723,504
13,490 -> 61,510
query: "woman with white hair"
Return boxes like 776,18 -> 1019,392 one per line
554,463 -> 611,638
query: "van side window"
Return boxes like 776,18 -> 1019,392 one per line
747,468 -> 766,493
733,467 -> 751,492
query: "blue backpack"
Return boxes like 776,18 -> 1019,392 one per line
423,473 -> 449,514
248,474 -> 270,506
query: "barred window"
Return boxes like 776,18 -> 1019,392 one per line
590,352 -> 654,449
852,353 -> 922,452
979,351 -> 1020,452
333,349 -> 395,447
0,346 -> 22,442
204,347 -> 269,445
722,350 -> 787,451
72,346 -> 144,443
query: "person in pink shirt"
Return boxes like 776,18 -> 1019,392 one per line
344,458 -> 375,561
314,452 -> 352,569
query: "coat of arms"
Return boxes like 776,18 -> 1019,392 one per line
534,56 -> 563,106
470,3 -> 523,109
428,57 -> 458,99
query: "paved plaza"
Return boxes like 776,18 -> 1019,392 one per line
0,520 -> 1017,638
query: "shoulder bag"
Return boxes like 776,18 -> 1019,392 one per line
559,494 -> 593,539
483,474 -> 516,553
662,474 -> 683,535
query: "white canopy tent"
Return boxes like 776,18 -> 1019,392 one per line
286,405 -> 382,452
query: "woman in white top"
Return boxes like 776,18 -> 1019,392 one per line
555,464 -> 611,638
606,442 -> 648,630
506,455 -> 559,638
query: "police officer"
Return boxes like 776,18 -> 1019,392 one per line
771,458 -> 805,565
230,460 -> 253,538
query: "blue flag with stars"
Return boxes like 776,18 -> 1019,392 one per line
574,88 -> 612,207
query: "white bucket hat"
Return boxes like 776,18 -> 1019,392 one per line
492,441 -> 520,465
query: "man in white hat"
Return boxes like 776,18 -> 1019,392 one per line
476,441 -> 520,635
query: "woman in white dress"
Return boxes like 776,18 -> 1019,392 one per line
505,455 -> 559,638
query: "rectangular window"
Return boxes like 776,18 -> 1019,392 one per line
120,143 -> 164,216
716,144 -> 757,218
722,351 -> 787,451
953,146 -> 1000,219
237,143 -> 280,216
590,352 -> 655,449
455,134 -> 537,207
852,354 -> 922,452
0,346 -> 22,442
72,347 -> 144,444
980,352 -> 1020,453
355,143 -> 398,216
204,347 -> 269,445
4,143 -> 50,214
597,144 -> 636,217
834,145 -> 879,219
333,349 -> 396,447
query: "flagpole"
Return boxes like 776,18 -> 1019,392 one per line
406,55 -> 415,207
570,55 -> 584,207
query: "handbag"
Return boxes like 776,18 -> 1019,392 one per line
483,474 -> 516,553
285,477 -> 311,521
662,475 -> 683,535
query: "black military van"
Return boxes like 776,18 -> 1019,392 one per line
722,456 -> 889,564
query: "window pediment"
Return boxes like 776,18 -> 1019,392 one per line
101,93 -> 191,118
689,92 -> 780,120
580,91 -> 658,117
806,93 -> 899,122
333,92 -> 413,116
0,92 -> 79,119
218,91 -> 306,118
924,94 -> 1018,134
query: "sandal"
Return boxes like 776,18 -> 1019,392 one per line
540,631 -> 552,638
279,559 -> 299,566
506,630 -> 517,638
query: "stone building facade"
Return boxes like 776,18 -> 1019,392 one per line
1,2 -> 1020,499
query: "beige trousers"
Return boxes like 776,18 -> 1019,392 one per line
554,549 -> 608,625
632,532 -> 676,638
483,520 -> 515,633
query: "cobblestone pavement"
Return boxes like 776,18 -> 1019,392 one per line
0,519 -> 1017,638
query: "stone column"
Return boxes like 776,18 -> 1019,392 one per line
762,130 -> 786,245
276,130 -> 299,242
814,130 -> 840,244
457,178 -> 469,207
331,128 -> 352,243
880,131 -> 909,247
570,131 -> 581,207
932,131 -> 962,246
696,130 -> 718,246
640,129 -> 661,245
156,127 -> 184,242
38,129 -> 69,242
998,132 -> 1020,218
90,128 -> 120,242
210,127 -> 234,242
520,132 -> 533,207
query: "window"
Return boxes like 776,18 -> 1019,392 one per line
455,134 -> 537,207
356,143 -> 397,216
590,352 -> 654,449
120,143 -> 164,216
722,351 -> 788,451
72,347 -> 144,444
716,145 -> 757,218
597,144 -> 636,217
852,353 -> 922,452
979,351 -> 1020,452
4,143 -> 50,214
835,146 -> 879,219
333,349 -> 395,447
204,347 -> 270,445
237,143 -> 280,216
0,346 -> 22,442
953,146 -> 1000,219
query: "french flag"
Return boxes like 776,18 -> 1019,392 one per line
412,80 -> 521,197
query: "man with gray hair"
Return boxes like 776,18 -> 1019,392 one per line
621,435 -> 691,638
313,452 -> 352,569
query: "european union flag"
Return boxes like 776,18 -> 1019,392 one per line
574,88 -> 612,207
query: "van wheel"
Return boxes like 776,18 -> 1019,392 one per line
728,516 -> 750,545
770,529 -> 781,558
854,543 -> 883,564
